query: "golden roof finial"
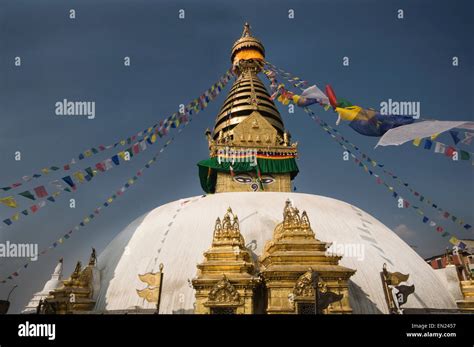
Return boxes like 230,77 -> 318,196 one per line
212,207 -> 244,246
242,22 -> 251,37
231,22 -> 265,64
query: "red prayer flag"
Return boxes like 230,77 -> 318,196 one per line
445,146 -> 456,157
133,144 -> 140,154
30,205 -> 39,213
95,162 -> 106,172
34,186 -> 48,198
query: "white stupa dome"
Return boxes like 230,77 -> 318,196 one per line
94,192 -> 457,314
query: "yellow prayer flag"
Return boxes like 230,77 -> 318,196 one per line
449,236 -> 459,246
118,151 -> 126,159
335,106 -> 362,122
120,140 -> 126,145
58,238 -> 63,244
430,133 -> 439,140
84,150 -> 92,157
12,213 -> 20,221
386,271 -> 409,286
41,168 -> 49,175
0,196 -> 18,208
107,198 -> 113,203
73,171 -> 85,183
150,134 -> 157,143
413,138 -> 421,146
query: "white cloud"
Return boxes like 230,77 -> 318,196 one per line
393,224 -> 414,239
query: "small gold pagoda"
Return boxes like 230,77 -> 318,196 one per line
192,207 -> 260,314
198,23 -> 299,194
260,200 -> 356,314
39,249 -> 98,314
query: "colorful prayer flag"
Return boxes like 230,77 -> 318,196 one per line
423,139 -> 433,150
434,142 -> 446,154
62,176 -> 75,188
0,196 -> 18,208
449,130 -> 460,145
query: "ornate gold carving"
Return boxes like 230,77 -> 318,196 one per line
207,275 -> 242,306
192,207 -> 259,314
213,208 -> 244,247
293,269 -> 316,298
260,201 -> 356,314
272,199 -> 314,241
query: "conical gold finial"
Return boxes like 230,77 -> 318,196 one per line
242,22 -> 251,37
231,22 -> 265,64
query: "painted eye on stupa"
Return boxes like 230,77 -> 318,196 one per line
234,174 -> 252,184
261,175 -> 275,185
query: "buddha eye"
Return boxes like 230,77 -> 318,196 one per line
234,175 -> 252,184
261,175 -> 275,184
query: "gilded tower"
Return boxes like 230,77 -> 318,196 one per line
192,208 -> 260,314
198,23 -> 299,193
260,200 -> 356,314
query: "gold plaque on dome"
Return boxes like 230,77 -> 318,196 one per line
136,264 -> 164,303
136,287 -> 159,303
138,272 -> 163,288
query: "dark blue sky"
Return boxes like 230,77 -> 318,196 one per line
0,0 -> 472,312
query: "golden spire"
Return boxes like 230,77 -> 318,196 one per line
231,22 -> 265,66
212,23 -> 283,141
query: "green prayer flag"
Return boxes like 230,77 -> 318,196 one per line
19,191 -> 36,200
460,150 -> 470,160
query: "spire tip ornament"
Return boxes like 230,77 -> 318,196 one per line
231,22 -> 265,66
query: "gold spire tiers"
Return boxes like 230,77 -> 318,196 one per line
212,68 -> 285,138
198,23 -> 299,193
213,22 -> 283,139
